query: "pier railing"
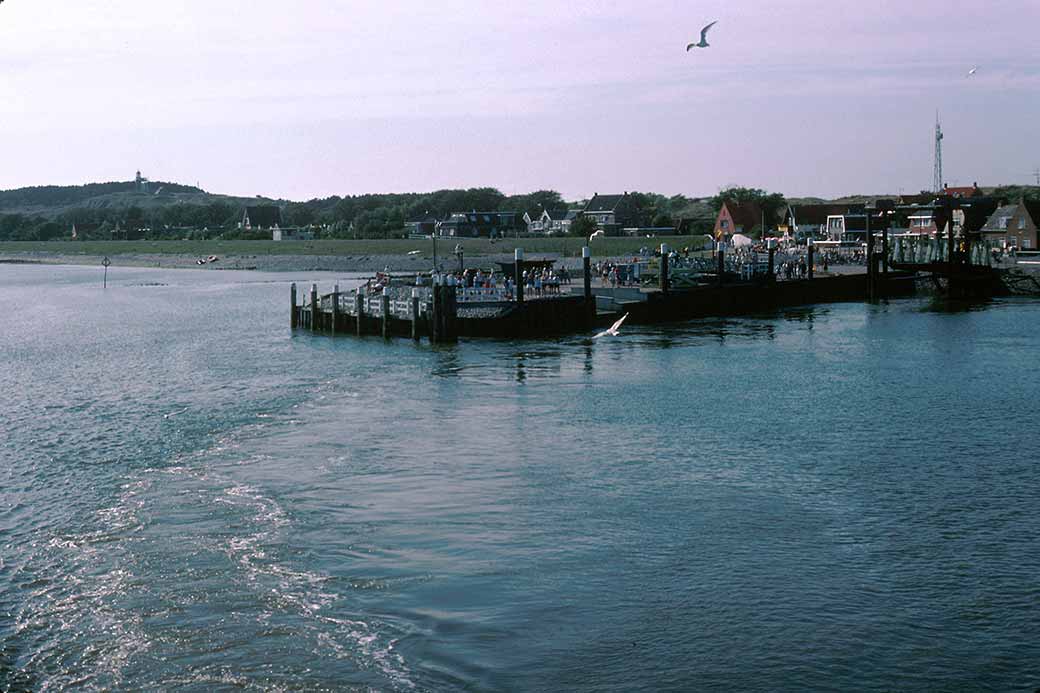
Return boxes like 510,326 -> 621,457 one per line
888,237 -> 996,268
318,284 -> 514,319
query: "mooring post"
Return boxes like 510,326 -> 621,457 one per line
290,282 -> 298,329
659,243 -> 670,293
807,239 -> 814,280
716,243 -> 725,286
514,248 -> 524,303
331,284 -> 340,333
882,224 -> 889,284
355,288 -> 364,336
443,275 -> 459,343
866,209 -> 876,301
310,283 -> 319,331
582,246 -> 592,302
767,238 -> 776,280
381,293 -> 391,339
431,277 -> 442,343
411,288 -> 421,341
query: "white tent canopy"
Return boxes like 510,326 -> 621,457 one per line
730,233 -> 753,247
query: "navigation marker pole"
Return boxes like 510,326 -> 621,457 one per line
102,256 -> 111,289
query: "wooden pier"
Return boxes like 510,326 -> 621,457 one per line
290,244 -> 920,342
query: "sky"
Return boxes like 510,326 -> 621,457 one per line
2,0 -> 1039,201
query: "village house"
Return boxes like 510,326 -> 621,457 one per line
404,215 -> 438,237
70,222 -> 100,240
942,182 -> 983,199
823,211 -> 871,243
780,204 -> 850,240
581,193 -> 640,235
899,193 -> 998,239
896,185 -> 985,237
241,205 -> 283,230
979,199 -> 1040,250
714,200 -> 763,240
524,209 -> 581,236
272,227 -> 315,241
435,211 -> 522,238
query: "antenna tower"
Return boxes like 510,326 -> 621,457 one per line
932,113 -> 943,194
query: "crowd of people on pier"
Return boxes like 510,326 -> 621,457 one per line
382,265 -> 577,301
361,242 -> 886,304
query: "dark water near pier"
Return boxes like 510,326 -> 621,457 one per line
2,264 -> 1040,691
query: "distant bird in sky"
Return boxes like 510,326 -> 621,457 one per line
687,21 -> 718,50
967,66 -> 978,77
594,313 -> 629,339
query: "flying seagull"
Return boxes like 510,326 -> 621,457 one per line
687,21 -> 718,50
594,313 -> 629,339
967,66 -> 978,77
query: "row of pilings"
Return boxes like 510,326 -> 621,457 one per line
291,277 -> 463,343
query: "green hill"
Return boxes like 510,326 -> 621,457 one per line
0,180 -> 276,217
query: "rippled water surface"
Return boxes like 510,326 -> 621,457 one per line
2,264 -> 1040,691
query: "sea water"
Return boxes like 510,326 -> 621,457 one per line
2,264 -> 1039,691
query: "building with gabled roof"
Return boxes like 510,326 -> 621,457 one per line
242,205 -> 282,230
714,200 -> 763,240
979,199 -> 1040,250
943,182 -> 982,199
524,208 -> 581,236
436,211 -> 522,238
781,203 -> 852,240
581,193 -> 640,235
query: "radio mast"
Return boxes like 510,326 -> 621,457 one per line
933,113 -> 944,194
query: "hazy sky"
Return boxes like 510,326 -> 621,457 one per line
2,0 -> 1039,201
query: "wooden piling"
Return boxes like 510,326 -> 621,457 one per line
514,248 -> 524,303
442,278 -> 458,343
355,290 -> 364,336
381,293 -> 391,339
660,244 -> 670,293
582,246 -> 592,303
331,284 -> 340,333
807,240 -> 815,280
767,239 -> 776,280
881,225 -> 889,287
430,280 -> 442,343
411,289 -> 421,341
290,283 -> 298,329
310,284 -> 319,331
717,245 -> 725,286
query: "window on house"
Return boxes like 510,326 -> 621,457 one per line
999,217 -> 1009,229
721,220 -> 729,230
1018,217 -> 1026,230
1025,238 -> 1033,249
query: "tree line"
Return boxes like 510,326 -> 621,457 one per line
0,181 -> 756,242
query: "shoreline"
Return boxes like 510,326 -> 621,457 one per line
0,250 -> 585,274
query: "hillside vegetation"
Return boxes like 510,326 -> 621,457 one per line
0,180 -> 717,242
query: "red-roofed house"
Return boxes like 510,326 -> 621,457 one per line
943,182 -> 982,199
714,200 -> 763,240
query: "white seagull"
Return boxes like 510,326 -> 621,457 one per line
594,313 -> 629,339
687,21 -> 718,50
967,66 -> 978,77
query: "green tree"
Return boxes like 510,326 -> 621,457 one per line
569,214 -> 598,238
